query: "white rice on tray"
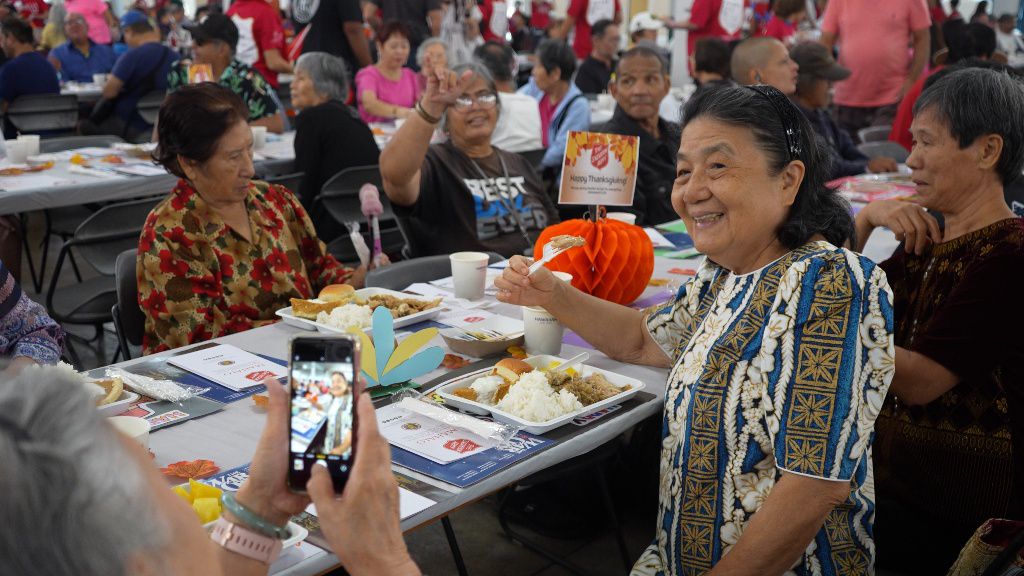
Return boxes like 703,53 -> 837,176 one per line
495,370 -> 583,422
317,304 -> 373,330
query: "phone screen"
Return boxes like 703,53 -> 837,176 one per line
287,336 -> 358,492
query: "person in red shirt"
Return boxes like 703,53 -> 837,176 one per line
227,0 -> 292,88
16,0 -> 47,28
479,0 -> 508,43
760,0 -> 806,45
530,0 -> 551,31
667,0 -> 746,57
553,0 -> 621,61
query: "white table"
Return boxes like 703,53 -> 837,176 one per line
0,132 -> 296,215
104,255 -> 693,574
61,81 -> 104,101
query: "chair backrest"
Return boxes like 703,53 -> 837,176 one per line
857,125 -> 892,143
316,165 -> 408,259
40,135 -> 125,153
857,141 -> 909,163
365,252 -> 504,290
73,196 -> 162,277
6,94 -> 79,133
265,172 -> 305,194
136,90 -> 167,125
518,149 -> 546,170
114,248 -> 145,348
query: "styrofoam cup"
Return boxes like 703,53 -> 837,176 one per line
7,140 -> 30,164
251,125 -> 267,150
523,306 -> 563,355
16,134 -> 39,157
606,212 -> 637,225
450,251 -> 489,300
108,416 -> 151,449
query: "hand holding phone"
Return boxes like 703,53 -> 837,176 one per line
288,335 -> 360,493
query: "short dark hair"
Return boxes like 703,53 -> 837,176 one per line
155,83 -> 249,179
943,20 -> 997,63
536,39 -> 575,82
681,84 -> 854,249
125,20 -> 154,34
615,45 -> 668,75
474,40 -> 516,84
377,20 -> 410,45
772,0 -> 805,19
915,66 -> 1024,184
1,16 -> 33,44
590,18 -> 614,38
998,13 -> 1016,24
694,37 -> 732,77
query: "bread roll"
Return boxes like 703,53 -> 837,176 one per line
319,284 -> 356,303
491,358 -> 533,384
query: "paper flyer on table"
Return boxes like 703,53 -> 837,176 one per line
390,430 -> 556,488
377,402 -> 494,464
558,131 -> 639,206
305,487 -> 434,521
168,344 -> 286,391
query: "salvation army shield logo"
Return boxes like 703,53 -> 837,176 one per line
590,143 -> 609,170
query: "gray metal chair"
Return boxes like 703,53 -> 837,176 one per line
136,90 -> 166,126
5,94 -> 79,135
264,172 -> 305,194
314,165 -> 409,264
40,135 -> 125,153
45,197 -> 160,365
518,148 -> 546,170
111,248 -> 144,361
858,141 -> 909,163
857,125 -> 893,143
365,253 -> 504,290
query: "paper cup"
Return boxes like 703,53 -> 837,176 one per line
16,134 -> 39,157
606,212 -> 637,225
108,416 -> 151,449
552,271 -> 573,283
251,126 -> 267,150
449,251 -> 489,300
92,73 -> 108,85
523,306 -> 564,355
7,140 -> 30,164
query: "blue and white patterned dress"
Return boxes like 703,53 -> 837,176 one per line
631,241 -> 895,575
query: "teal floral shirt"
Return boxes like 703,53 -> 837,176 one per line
167,59 -> 278,121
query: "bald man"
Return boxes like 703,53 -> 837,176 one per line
730,36 -> 799,95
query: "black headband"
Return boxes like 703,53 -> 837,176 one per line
746,84 -> 803,162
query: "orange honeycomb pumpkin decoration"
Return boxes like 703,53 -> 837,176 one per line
534,218 -> 654,305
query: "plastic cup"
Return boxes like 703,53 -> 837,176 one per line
92,73 -> 108,85
606,212 -> 637,225
523,306 -> 564,355
251,125 -> 267,150
16,134 -> 39,157
450,251 -> 489,300
108,416 -> 152,449
7,140 -> 30,164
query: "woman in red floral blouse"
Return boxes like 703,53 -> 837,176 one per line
138,83 -> 374,354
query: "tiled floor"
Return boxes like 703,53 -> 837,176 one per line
17,215 -> 658,575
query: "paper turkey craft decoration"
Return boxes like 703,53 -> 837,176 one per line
534,217 -> 654,305
350,307 -> 444,387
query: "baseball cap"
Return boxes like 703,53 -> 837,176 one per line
185,13 -> 239,50
119,10 -> 149,29
789,42 -> 850,81
630,12 -> 663,34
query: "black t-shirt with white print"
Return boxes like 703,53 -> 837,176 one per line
395,141 -> 559,258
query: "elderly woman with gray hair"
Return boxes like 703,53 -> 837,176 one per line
380,62 -> 558,258
0,366 -> 423,576
415,37 -> 448,91
292,51 -> 380,213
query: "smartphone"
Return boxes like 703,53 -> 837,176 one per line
287,334 -> 359,493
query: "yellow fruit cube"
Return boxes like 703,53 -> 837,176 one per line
189,478 -> 223,501
192,497 -> 221,524
172,485 -> 192,504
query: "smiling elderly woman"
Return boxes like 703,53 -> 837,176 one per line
139,83 -> 372,354
497,85 -> 896,573
379,63 -> 558,258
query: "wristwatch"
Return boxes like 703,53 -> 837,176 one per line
210,517 -> 284,564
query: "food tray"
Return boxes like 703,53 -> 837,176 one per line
97,390 -> 141,417
435,355 -> 645,434
275,287 -> 443,334
177,482 -> 309,547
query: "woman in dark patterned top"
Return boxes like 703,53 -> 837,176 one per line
0,258 -> 63,372
139,83 -> 376,354
854,68 -> 1024,573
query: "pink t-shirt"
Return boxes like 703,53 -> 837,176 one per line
354,66 -> 422,124
65,0 -> 110,44
822,0 -> 931,107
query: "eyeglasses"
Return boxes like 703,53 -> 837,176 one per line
453,92 -> 498,112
